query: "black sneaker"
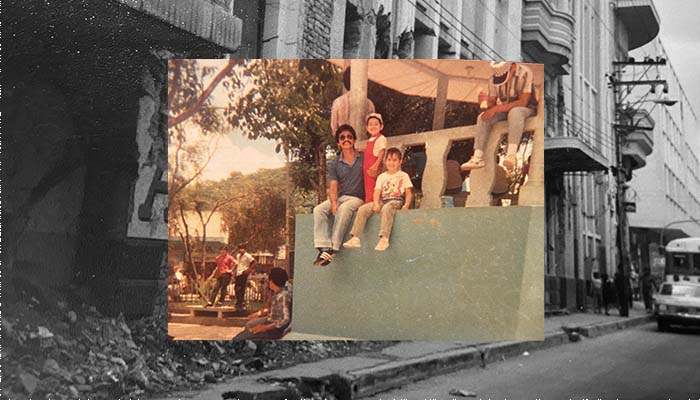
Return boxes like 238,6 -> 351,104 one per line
313,249 -> 335,266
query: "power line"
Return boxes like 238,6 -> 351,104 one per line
406,0 -> 505,61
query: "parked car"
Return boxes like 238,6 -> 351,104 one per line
654,281 -> 700,331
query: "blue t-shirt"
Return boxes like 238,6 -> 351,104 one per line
328,151 -> 365,199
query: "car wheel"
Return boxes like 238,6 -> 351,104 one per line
657,319 -> 669,332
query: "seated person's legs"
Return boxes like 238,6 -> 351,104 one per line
345,202 -> 375,248
461,112 -> 506,170
503,107 -> 536,169
375,200 -> 401,251
331,196 -> 363,251
313,200 -> 333,250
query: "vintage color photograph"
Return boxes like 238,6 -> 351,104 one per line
167,58 -> 545,341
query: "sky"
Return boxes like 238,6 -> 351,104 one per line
654,1 -> 700,111
653,0 -> 700,153
190,60 -> 286,181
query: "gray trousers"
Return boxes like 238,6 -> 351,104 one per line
474,107 -> 535,158
350,200 -> 402,240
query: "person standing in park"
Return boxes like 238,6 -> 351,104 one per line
233,244 -> 256,310
206,246 -> 236,307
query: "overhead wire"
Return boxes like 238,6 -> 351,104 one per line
406,0 -> 505,61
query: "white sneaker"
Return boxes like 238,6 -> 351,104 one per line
374,237 -> 389,251
461,157 -> 485,171
343,236 -> 361,248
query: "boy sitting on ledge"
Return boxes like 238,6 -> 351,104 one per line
343,147 -> 413,251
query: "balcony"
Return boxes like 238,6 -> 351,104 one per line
620,109 -> 655,170
358,110 -> 544,208
616,0 -> 660,50
116,0 -> 242,51
521,0 -> 575,75
544,105 -> 609,173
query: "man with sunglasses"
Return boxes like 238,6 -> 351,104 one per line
312,124 -> 365,266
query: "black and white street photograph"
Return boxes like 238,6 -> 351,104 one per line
3,0 -> 700,399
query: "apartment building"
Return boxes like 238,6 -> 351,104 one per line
627,38 -> 700,277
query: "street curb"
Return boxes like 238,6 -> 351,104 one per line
345,347 -> 482,399
562,315 -> 656,338
346,332 -> 569,399
204,316 -> 655,399
576,315 -> 655,338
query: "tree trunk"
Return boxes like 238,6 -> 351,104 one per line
317,145 -> 327,203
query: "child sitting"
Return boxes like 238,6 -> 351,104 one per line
343,147 -> 413,251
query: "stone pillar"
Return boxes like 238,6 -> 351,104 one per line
330,0 -> 347,58
464,125 -> 500,207
392,0 -> 415,58
432,75 -> 449,131
356,0 -> 377,58
349,59 -> 369,137
440,0 -> 462,58
519,82 -> 545,206
261,0 -> 301,58
421,134 -> 450,209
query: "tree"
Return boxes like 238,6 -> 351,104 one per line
168,59 -> 240,301
170,179 -> 241,303
168,60 -> 240,200
225,59 -> 343,202
218,169 -> 288,253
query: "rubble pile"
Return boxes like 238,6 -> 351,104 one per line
3,299 -> 389,399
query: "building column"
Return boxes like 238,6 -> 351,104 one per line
330,0 -> 347,58
414,0 -> 439,58
261,0 -> 301,58
349,59 -> 369,136
392,0 -> 415,58
432,75 -> 448,131
356,0 -> 377,58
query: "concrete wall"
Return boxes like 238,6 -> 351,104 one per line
5,78 -> 86,299
293,207 -> 544,341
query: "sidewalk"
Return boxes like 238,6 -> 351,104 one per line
162,302 -> 653,400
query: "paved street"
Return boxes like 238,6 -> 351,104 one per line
365,324 -> 700,400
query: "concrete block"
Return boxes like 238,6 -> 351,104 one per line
292,206 -> 544,341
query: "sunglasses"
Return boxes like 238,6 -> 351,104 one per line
339,134 -> 354,141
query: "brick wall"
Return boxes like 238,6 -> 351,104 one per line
301,0 -> 334,58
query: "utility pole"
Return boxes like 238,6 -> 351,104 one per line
610,57 -> 671,317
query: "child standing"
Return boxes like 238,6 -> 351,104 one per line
363,113 -> 387,203
344,147 -> 413,251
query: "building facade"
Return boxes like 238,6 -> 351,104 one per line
627,38 -> 700,278
12,0 -> 695,316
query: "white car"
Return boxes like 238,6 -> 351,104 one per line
654,281 -> 700,331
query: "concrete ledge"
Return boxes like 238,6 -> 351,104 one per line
293,206 -> 544,341
577,315 -> 654,338
346,347 -> 482,399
